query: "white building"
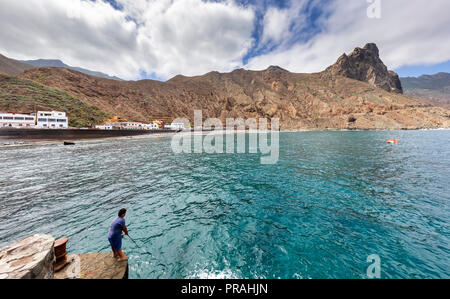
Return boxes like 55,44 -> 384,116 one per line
124,122 -> 145,130
0,113 -> 36,128
144,124 -> 159,130
97,122 -> 162,130
165,122 -> 186,130
95,125 -> 113,130
36,111 -> 69,129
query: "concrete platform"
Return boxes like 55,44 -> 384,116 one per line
0,128 -> 175,141
54,252 -> 128,279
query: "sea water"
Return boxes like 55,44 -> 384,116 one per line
0,131 -> 449,278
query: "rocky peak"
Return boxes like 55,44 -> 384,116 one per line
326,43 -> 403,93
266,65 -> 288,73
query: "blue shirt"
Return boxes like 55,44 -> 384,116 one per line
108,217 -> 125,238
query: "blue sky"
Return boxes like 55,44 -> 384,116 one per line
394,61 -> 450,78
1,0 -> 450,80
240,0 -> 333,65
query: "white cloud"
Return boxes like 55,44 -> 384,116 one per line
0,0 -> 449,80
259,0 -> 311,48
246,0 -> 450,73
0,0 -> 140,79
0,0 -> 255,80
133,0 -> 255,78
260,8 -> 292,45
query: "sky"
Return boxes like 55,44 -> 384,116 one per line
0,0 -> 450,81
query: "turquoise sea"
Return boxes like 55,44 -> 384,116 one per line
0,131 -> 449,279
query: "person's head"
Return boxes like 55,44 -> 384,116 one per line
118,208 -> 127,218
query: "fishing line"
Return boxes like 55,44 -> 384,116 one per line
127,235 -> 168,272
127,235 -> 153,256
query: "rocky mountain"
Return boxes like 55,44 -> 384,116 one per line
0,54 -> 33,76
1,43 -> 449,129
326,43 -> 403,93
19,59 -> 123,81
14,43 -> 448,130
401,73 -> 450,108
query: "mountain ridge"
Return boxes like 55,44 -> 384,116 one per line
19,59 -> 123,81
1,43 -> 449,129
0,54 -> 33,76
18,63 -> 449,129
401,72 -> 450,108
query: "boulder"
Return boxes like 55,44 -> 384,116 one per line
0,234 -> 55,279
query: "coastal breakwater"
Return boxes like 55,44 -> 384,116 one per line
0,128 -> 176,141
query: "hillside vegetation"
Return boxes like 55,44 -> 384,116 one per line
0,74 -> 110,127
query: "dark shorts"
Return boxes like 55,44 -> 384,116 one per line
108,235 -> 122,251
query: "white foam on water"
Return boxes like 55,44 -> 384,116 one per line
278,245 -> 288,255
187,268 -> 238,279
293,273 -> 303,279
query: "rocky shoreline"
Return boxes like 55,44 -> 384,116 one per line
1,127 -> 449,150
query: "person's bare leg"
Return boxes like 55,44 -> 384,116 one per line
118,249 -> 128,261
112,248 -> 118,258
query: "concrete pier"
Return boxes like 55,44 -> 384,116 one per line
54,253 -> 128,279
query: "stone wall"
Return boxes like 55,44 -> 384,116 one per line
0,128 -> 175,141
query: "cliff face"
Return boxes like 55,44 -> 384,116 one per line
3,43 -> 448,130
326,43 -> 403,94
